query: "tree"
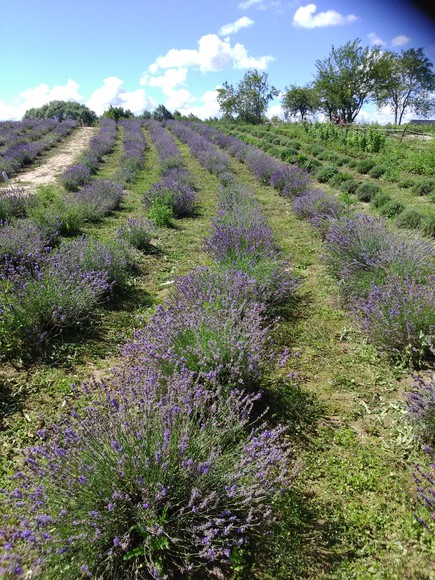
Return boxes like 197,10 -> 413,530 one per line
217,69 -> 279,125
101,105 -> 134,122
281,84 -> 320,121
23,100 -> 97,125
374,48 -> 435,125
152,105 -> 174,121
314,39 -> 390,123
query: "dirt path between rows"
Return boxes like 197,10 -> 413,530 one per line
11,126 -> 96,190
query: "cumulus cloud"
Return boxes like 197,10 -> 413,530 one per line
0,79 -> 84,121
178,89 -> 222,120
87,77 -> 153,115
140,67 -> 188,91
293,4 -> 358,28
219,16 -> 254,36
392,35 -> 411,46
368,32 -> 386,46
149,34 -> 273,73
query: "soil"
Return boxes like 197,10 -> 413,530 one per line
10,126 -> 95,190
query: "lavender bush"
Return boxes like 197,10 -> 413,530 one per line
121,295 -> 272,390
0,219 -> 52,270
0,188 -> 34,221
59,163 -> 92,192
117,215 -> 155,250
144,168 -> 197,218
72,179 -> 124,221
352,275 -> 435,362
0,371 -> 294,578
293,189 -> 347,236
0,259 -> 111,357
407,376 -> 435,443
53,236 -> 133,290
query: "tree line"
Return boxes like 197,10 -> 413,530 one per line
23,39 -> 435,126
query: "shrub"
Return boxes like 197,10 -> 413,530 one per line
0,219 -> 52,269
399,178 -> 415,189
73,180 -> 124,221
59,163 -> 92,192
147,198 -> 174,227
368,165 -> 387,179
0,373 -> 294,578
379,200 -> 405,218
407,376 -> 435,443
117,215 -> 154,250
371,191 -> 392,209
53,236 -> 133,290
0,188 -> 34,221
328,172 -> 352,188
340,179 -> 359,195
0,260 -> 110,356
315,165 -> 338,183
279,148 -> 298,161
395,208 -> 423,229
144,169 -> 197,218
310,144 -> 324,157
352,275 -> 435,363
421,213 -> 435,237
297,157 -> 322,173
412,179 -> 435,196
293,190 -> 346,236
355,182 -> 381,202
356,158 -> 376,174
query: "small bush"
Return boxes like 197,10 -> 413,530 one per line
328,173 -> 352,188
353,275 -> 435,363
315,165 -> 339,183
368,165 -> 387,179
147,197 -> 174,227
412,179 -> 435,196
407,376 -> 435,443
297,157 -> 322,173
399,178 -> 415,189
340,179 -> 359,195
59,164 -> 92,192
379,200 -> 405,218
395,208 -> 423,229
117,215 -> 154,250
356,158 -> 376,174
355,182 -> 381,202
371,191 -> 392,208
310,144 -> 324,157
420,213 -> 435,237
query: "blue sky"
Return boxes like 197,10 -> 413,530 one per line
1,0 -> 434,123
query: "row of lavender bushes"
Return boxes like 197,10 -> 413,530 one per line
143,121 -> 197,226
0,119 -> 78,176
191,121 -> 435,530
0,121 -> 152,359
0,127 -> 300,577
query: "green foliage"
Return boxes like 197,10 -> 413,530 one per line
152,105 -> 174,121
356,158 -> 376,174
374,48 -> 435,125
379,200 -> 405,217
102,105 -> 134,122
395,208 -> 424,229
23,100 -> 97,125
147,198 -> 174,227
314,39 -> 391,123
217,69 -> 279,125
315,165 -> 339,183
369,165 -> 387,179
412,179 -> 435,196
355,182 -> 381,201
282,83 -> 320,121
371,191 -> 392,208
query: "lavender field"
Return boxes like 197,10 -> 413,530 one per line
0,119 -> 434,578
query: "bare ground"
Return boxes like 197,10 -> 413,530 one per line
10,126 -> 96,190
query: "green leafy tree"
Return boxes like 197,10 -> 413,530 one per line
281,84 -> 320,121
152,105 -> 174,121
217,69 -> 279,125
23,100 -> 97,125
101,105 -> 134,122
374,48 -> 435,125
314,39 -> 390,123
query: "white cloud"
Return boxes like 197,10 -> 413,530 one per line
392,35 -> 411,47
238,0 -> 265,8
87,77 -> 153,115
293,4 -> 358,28
219,16 -> 254,36
178,89 -> 222,120
140,67 -> 188,91
368,32 -> 386,46
150,34 -> 273,73
0,79 -> 84,121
